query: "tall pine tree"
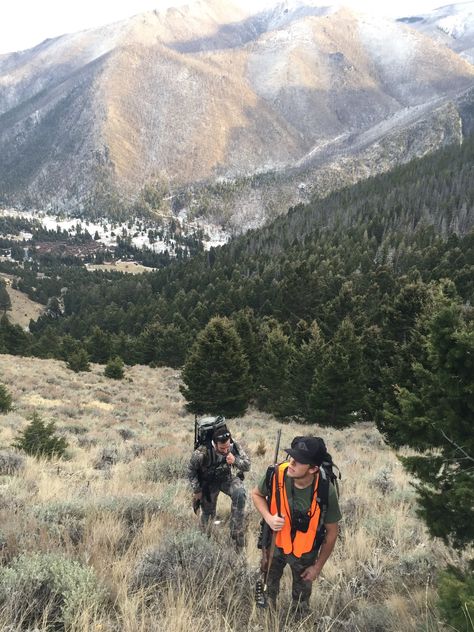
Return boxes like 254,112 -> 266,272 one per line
309,317 -> 366,427
180,316 -> 250,417
382,302 -> 474,548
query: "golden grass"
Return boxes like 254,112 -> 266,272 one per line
0,273 -> 44,328
0,353 -> 461,631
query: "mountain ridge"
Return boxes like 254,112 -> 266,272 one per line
1,1 -> 474,227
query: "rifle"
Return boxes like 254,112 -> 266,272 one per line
255,428 -> 281,609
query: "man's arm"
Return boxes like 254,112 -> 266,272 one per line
300,522 -> 339,581
231,441 -> 251,472
251,486 -> 285,532
187,449 -> 205,495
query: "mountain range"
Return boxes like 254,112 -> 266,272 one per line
1,0 -> 474,230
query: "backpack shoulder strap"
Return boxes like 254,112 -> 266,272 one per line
264,464 -> 275,497
316,466 -> 330,529
197,444 -> 213,467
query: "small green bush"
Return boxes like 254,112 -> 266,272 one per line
13,412 -> 68,459
143,454 -> 188,482
0,552 -> 107,629
97,495 -> 162,531
438,564 -> 474,632
372,466 -> 395,495
0,383 -> 12,413
117,426 -> 135,441
104,356 -> 124,379
94,446 -> 119,469
0,449 -> 24,475
34,500 -> 88,545
66,348 -> 90,372
133,529 -> 250,600
344,603 -> 393,632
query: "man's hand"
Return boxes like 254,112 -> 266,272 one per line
266,513 -> 285,531
300,564 -> 320,582
226,452 -> 235,465
193,491 -> 202,501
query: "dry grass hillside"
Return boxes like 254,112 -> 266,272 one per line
0,273 -> 44,329
0,354 -> 460,631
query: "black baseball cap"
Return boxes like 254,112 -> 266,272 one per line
285,436 -> 327,465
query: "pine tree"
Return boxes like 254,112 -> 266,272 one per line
13,412 -> 68,459
0,383 -> 12,413
232,308 -> 260,394
309,317 -> 366,427
382,302 -> 474,548
104,356 -> 125,380
287,321 -> 325,421
256,323 -> 291,416
0,281 -> 11,314
66,348 -> 90,373
180,316 -> 250,417
85,326 -> 112,364
0,314 -> 31,355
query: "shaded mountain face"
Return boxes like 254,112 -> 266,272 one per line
1,0 -> 474,226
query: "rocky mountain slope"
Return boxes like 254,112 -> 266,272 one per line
1,0 -> 474,229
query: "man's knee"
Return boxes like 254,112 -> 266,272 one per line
231,486 -> 246,509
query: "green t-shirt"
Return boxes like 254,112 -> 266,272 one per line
257,470 -> 342,524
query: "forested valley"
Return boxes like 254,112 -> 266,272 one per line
1,131 -> 471,421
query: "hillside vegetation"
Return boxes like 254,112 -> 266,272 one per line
0,354 -> 458,631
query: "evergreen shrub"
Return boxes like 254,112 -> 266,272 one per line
13,412 -> 68,459
0,383 -> 12,413
438,565 -> 474,632
104,356 -> 124,379
66,348 -> 90,372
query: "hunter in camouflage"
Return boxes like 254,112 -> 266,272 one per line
188,423 -> 251,550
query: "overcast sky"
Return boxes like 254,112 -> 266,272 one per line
0,0 -> 447,55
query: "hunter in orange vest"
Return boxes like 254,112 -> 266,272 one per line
252,436 -> 342,616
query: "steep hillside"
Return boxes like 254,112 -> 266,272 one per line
1,0 -> 474,227
0,353 -> 452,630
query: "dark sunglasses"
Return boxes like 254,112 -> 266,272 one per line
216,432 -> 231,442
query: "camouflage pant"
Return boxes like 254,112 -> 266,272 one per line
266,547 -> 316,610
200,477 -> 247,543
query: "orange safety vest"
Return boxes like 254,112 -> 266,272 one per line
270,462 -> 321,557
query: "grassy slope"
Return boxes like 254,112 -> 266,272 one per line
0,273 -> 44,329
0,354 -> 457,631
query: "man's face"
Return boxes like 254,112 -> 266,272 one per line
215,439 -> 231,455
287,456 -> 318,479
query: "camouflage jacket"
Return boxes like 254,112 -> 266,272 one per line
187,441 -> 251,492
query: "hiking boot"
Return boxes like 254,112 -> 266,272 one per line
232,532 -> 245,552
290,600 -> 311,622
